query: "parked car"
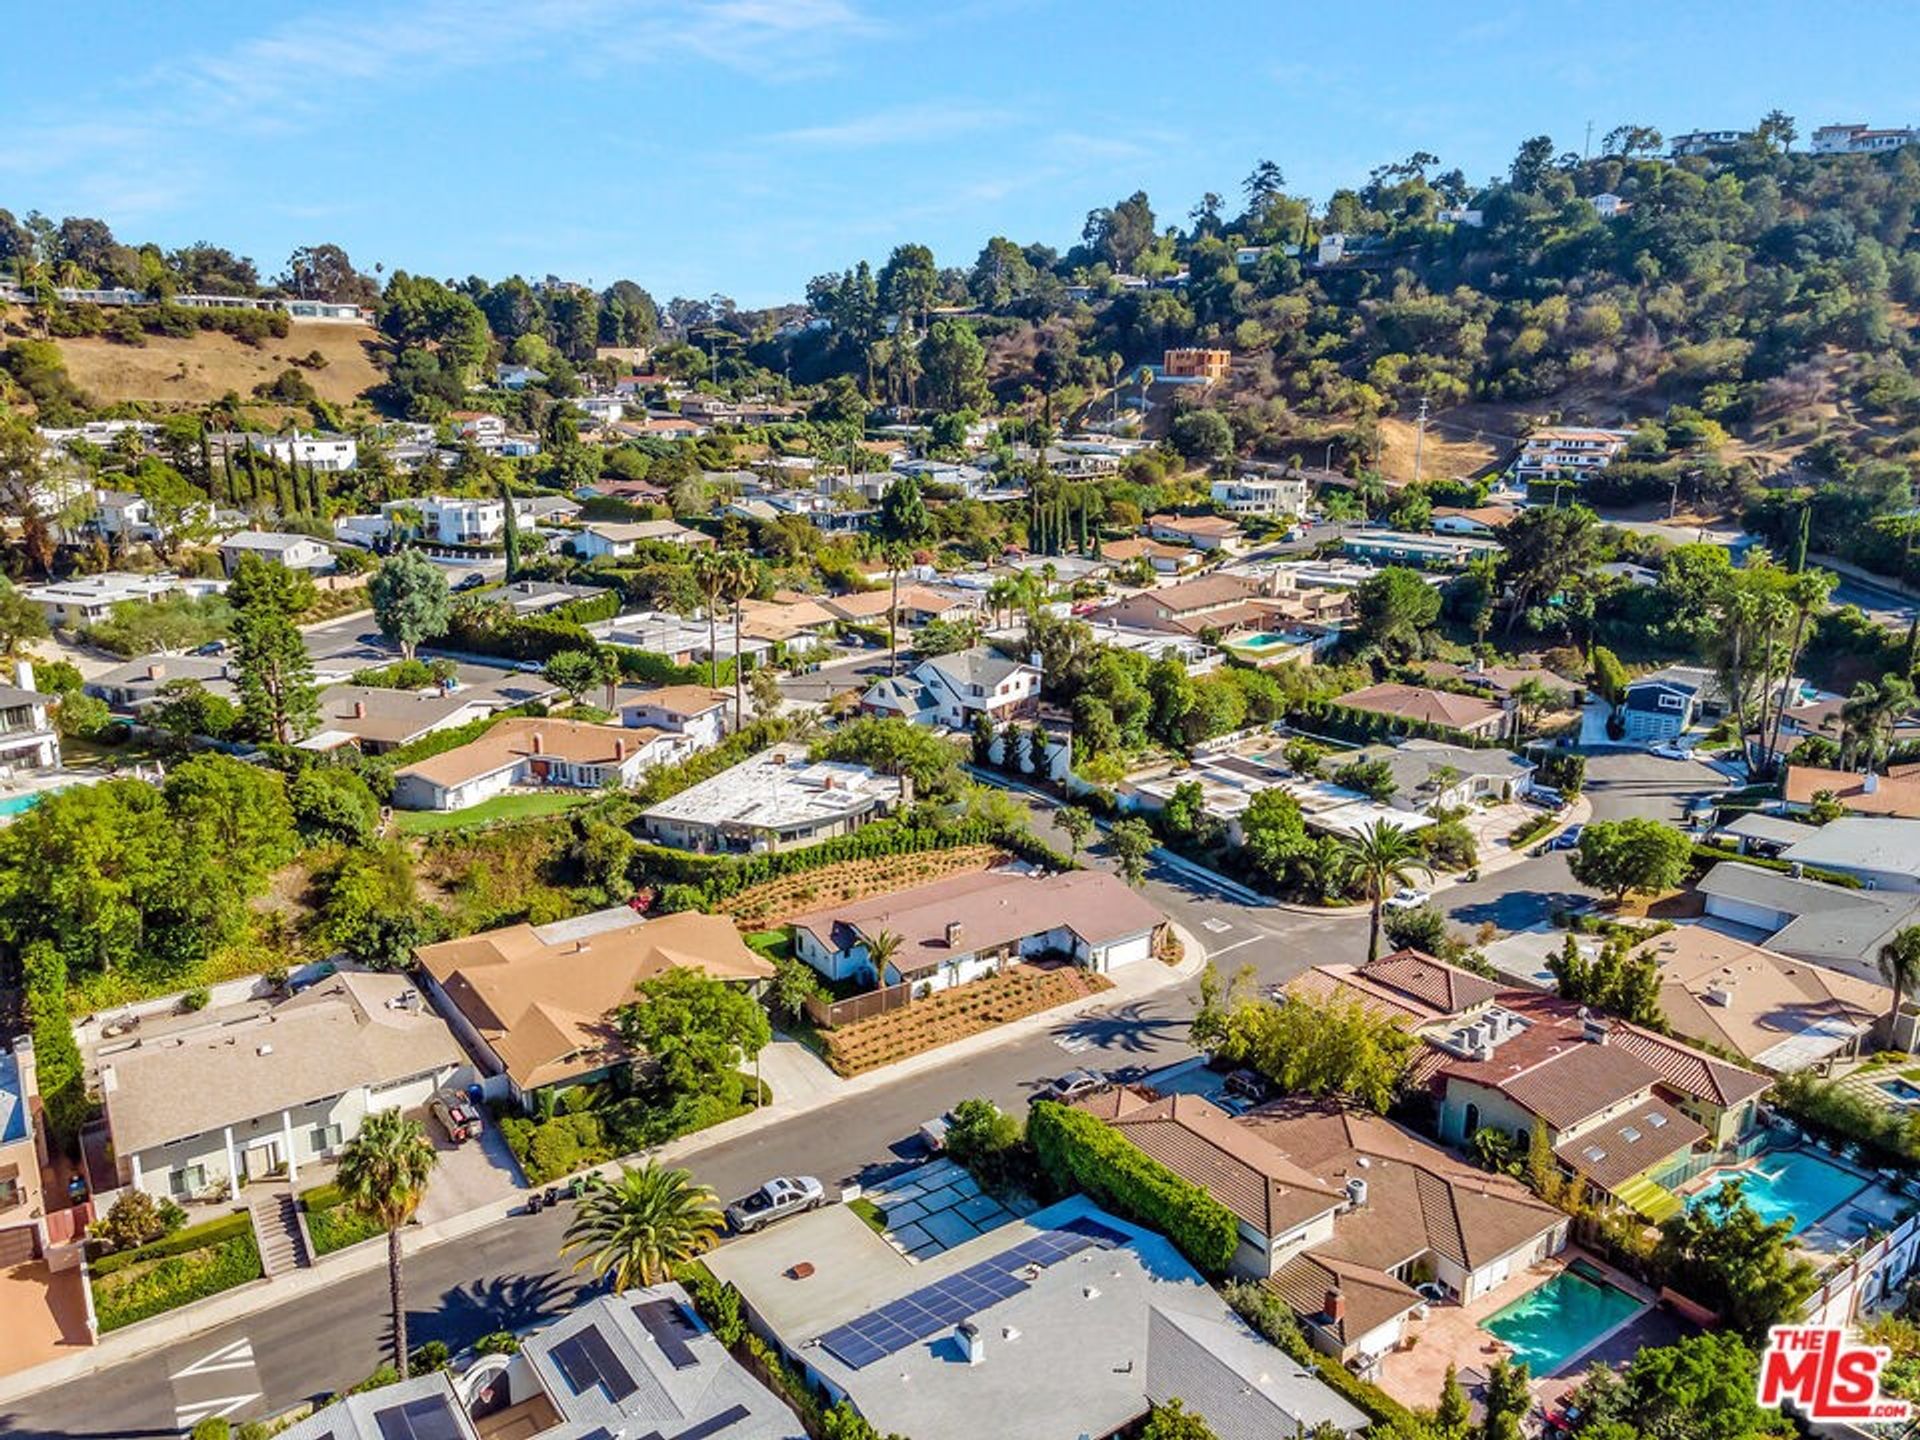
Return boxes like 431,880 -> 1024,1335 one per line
190,639 -> 229,657
1649,740 -> 1690,760
1383,887 -> 1430,912
1218,1069 -> 1271,1114
726,1175 -> 826,1234
1548,824 -> 1584,852
1524,786 -> 1564,809
429,1089 -> 483,1144
1032,1068 -> 1110,1105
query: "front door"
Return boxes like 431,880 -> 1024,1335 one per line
244,1139 -> 282,1183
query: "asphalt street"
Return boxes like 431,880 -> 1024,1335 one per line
0,748 -> 1719,1439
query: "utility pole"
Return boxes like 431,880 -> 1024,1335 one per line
1584,120 -> 1594,161
1412,394 -> 1430,487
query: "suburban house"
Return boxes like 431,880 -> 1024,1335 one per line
416,907 -> 773,1106
860,647 -> 1042,730
100,971 -> 470,1201
1777,817 -> 1920,892
0,1038 -> 48,1266
0,668 -> 62,780
383,495 -> 506,546
1696,861 -> 1920,982
1627,925 -> 1886,1073
1100,536 -> 1199,575
20,571 -> 224,628
1097,572 -> 1349,641
1811,122 -> 1919,155
1346,739 -> 1538,810
391,717 -> 680,812
640,747 -> 904,854
1331,683 -> 1507,740
1784,763 -> 1920,819
1621,665 -> 1722,743
704,1196 -> 1367,1440
788,869 -> 1166,994
572,519 -> 714,558
1211,475 -> 1310,518
1428,505 -> 1517,536
820,585 -> 981,628
1509,426 -> 1633,482
497,579 -> 613,616
1129,747 -> 1431,844
495,362 -> 548,389
1161,347 -> 1233,383
617,684 -> 732,751
216,531 -> 335,575
1073,1089 -> 1566,1366
301,685 -> 495,754
1422,661 -> 1582,710
450,412 -> 508,447
278,1373 -> 482,1440
592,610 -> 775,669
92,489 -> 157,544
1146,513 -> 1246,552
1714,812 -> 1821,859
86,654 -> 235,713
1340,530 -> 1501,570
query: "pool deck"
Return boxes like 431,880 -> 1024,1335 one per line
1673,1141 -> 1915,1259
1374,1246 -> 1658,1409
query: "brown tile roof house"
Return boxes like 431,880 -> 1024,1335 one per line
1287,951 -> 1499,1027
1554,1097 -> 1707,1192
1100,537 -> 1194,566
788,870 -> 1165,981
1784,763 -> 1920,819
1331,683 -> 1506,738
390,717 -> 673,811
616,683 -> 730,719
1631,924 -> 1886,1072
416,909 -> 773,1094
820,585 -> 978,625
303,684 -> 494,752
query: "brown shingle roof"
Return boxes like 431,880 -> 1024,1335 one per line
1554,1097 -> 1707,1192
1267,1253 -> 1419,1350
1332,684 -> 1504,731
393,717 -> 663,789
621,684 -> 730,718
1361,951 -> 1500,1014
1784,763 -> 1920,818
1499,1043 -> 1660,1128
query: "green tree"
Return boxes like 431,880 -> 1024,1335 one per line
1160,780 -> 1206,839
1355,566 -> 1441,657
1169,409 -> 1234,462
1590,645 -> 1630,713
619,966 -> 771,1097
153,679 -> 239,743
1332,820 -> 1431,962
368,549 -> 452,662
877,476 -> 932,545
1496,505 -> 1600,634
1879,925 -> 1920,1051
499,475 -> 522,581
768,954 -> 825,1023
1240,788 -> 1312,889
1107,817 -> 1157,887
544,647 -> 601,704
1056,805 -> 1094,859
229,555 -> 317,744
164,754 -> 297,892
334,1108 -> 438,1378
560,1161 -> 722,1291
0,580 -> 50,657
1435,1363 -> 1472,1439
319,842 -> 436,966
1568,818 -> 1692,903
920,319 -> 989,411
1573,1332 -> 1788,1440
1657,1183 -> 1817,1341
289,767 -> 380,846
1139,1399 -> 1219,1440
1480,1357 -> 1531,1440
1219,990 -> 1414,1113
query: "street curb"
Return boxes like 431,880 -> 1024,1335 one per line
0,938 -> 1209,1406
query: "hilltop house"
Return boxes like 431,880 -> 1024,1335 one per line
640,747 -> 903,854
391,717 -> 680,812
1146,513 -> 1246,553
861,647 -> 1042,730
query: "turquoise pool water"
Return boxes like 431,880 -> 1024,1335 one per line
1686,1147 -> 1867,1234
1483,1263 -> 1643,1374
0,792 -> 45,818
1233,632 -> 1298,651
1881,1077 -> 1920,1107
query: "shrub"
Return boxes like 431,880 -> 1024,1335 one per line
191,1419 -> 231,1440
407,1340 -> 451,1374
474,1330 -> 522,1356
90,1191 -> 188,1254
943,1098 -> 1039,1196
91,1211 -> 254,1275
92,1229 -> 263,1331
302,1183 -> 384,1255
1026,1102 -> 1237,1273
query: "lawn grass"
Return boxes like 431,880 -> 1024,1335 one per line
744,928 -> 793,963
394,790 -> 595,835
848,1196 -> 888,1234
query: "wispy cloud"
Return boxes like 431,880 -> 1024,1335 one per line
770,102 -> 1017,150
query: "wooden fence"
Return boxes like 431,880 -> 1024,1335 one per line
803,981 -> 915,1030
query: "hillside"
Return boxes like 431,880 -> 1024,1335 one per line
1,305 -> 385,411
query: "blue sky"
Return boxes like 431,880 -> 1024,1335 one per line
4,1 -> 1919,307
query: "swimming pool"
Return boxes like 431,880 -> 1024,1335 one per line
1232,631 -> 1301,652
1686,1146 -> 1868,1234
0,792 -> 45,818
1881,1077 -> 1920,1107
1482,1261 -> 1643,1375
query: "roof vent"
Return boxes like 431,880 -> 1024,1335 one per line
1346,1177 -> 1369,1208
786,1262 -> 815,1280
1704,982 -> 1735,1008
257,1043 -> 273,1057
958,1321 -> 984,1366
946,922 -> 965,948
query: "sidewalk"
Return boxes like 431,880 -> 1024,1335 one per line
0,932 -> 1207,1406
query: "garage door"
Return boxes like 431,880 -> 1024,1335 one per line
368,1070 -> 450,1115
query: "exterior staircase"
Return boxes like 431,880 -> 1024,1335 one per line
1613,1172 -> 1683,1223
251,1193 -> 309,1277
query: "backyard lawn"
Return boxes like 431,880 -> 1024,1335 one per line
394,790 -> 596,835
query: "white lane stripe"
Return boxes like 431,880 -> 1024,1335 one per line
171,1337 -> 255,1378
175,1393 -> 258,1429
1203,935 -> 1265,958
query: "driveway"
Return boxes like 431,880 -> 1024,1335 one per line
415,1115 -> 525,1224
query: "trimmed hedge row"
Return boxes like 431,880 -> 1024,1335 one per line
1026,1101 -> 1239,1275
92,1217 -> 263,1332
1690,843 -> 1863,889
91,1211 -> 254,1275
1288,699 -> 1503,749
615,645 -> 739,689
300,1184 -> 383,1256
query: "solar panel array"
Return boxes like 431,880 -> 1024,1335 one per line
372,1397 -> 466,1440
818,1218 -> 1127,1370
633,1298 -> 701,1370
551,1325 -> 640,1403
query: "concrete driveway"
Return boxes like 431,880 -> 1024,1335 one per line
416,1113 -> 525,1224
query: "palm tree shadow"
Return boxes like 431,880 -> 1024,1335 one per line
1045,1001 -> 1186,1060
409,1269 -> 585,1352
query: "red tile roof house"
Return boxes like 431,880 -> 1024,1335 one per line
1072,1087 -> 1566,1368
788,869 -> 1166,996
1146,512 -> 1247,553
1331,683 -> 1508,740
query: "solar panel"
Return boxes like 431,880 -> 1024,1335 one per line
551,1325 -> 640,1403
671,1404 -> 752,1440
373,1397 -> 466,1440
632,1298 -> 701,1370
818,1225 -> 1125,1370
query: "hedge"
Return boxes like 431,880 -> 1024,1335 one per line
92,1219 -> 262,1331
1287,699 -> 1502,749
551,590 -> 621,626
1026,1101 -> 1238,1275
91,1211 -> 254,1275
614,644 -> 739,689
301,1184 -> 384,1256
1690,843 -> 1862,888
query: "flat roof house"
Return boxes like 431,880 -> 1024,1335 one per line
572,519 -> 714,559
1331,683 -> 1507,740
216,531 -> 335,575
704,1195 -> 1367,1440
860,647 -> 1042,730
788,868 -> 1166,995
1629,925 -> 1886,1073
641,747 -> 903,855
1341,530 -> 1501,570
417,907 -> 773,1104
100,971 -> 470,1201
1211,475 -> 1310,518
1779,817 -> 1920,893
391,716 -> 681,812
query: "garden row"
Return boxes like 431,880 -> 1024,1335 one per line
822,964 -> 1108,1076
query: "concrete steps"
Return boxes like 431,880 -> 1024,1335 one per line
251,1194 -> 308,1277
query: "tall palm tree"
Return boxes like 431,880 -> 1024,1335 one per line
715,550 -> 757,729
1334,820 -> 1432,964
863,929 -> 903,988
335,1108 -> 438,1377
1880,927 -> 1920,1053
560,1161 -> 722,1291
691,549 -> 726,691
1761,570 -> 1835,773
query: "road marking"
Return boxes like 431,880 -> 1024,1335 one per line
175,1394 -> 259,1433
1201,917 -> 1233,934
171,1338 -> 255,1379
1205,935 -> 1265,959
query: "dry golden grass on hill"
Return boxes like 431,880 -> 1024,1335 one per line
4,307 -> 386,410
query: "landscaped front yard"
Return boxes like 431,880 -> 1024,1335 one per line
394,790 -> 596,835
301,1183 -> 384,1256
89,1211 -> 263,1332
822,963 -> 1111,1076
723,845 -> 1010,929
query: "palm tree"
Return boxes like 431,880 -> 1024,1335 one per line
1761,570 -> 1835,773
864,929 -> 903,988
882,541 -> 911,678
334,1108 -> 438,1377
1880,928 -> 1920,1053
560,1162 -> 722,1292
1334,820 -> 1432,963
715,550 -> 757,729
691,549 -> 726,691
1508,678 -> 1554,744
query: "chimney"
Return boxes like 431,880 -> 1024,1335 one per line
14,660 -> 34,693
1324,1289 -> 1347,1323
352,700 -> 366,719
957,1321 -> 984,1366
946,921 -> 965,948
614,738 -> 626,761
532,732 -> 544,755
146,662 -> 165,682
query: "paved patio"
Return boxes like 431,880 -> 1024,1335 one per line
0,1261 -> 90,1379
861,1158 -> 1033,1261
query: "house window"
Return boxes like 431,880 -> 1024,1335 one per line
1463,1102 -> 1480,1136
171,1164 -> 207,1198
0,1175 -> 19,1210
310,1123 -> 343,1155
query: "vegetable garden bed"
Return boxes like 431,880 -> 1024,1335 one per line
823,963 -> 1111,1076
724,846 -> 1008,929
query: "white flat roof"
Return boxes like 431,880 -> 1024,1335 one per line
643,748 -> 900,834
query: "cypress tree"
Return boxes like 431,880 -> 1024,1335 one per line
500,474 -> 522,581
1789,502 -> 1810,573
